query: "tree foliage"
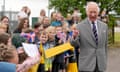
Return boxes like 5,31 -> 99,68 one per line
49,0 -> 86,18
96,0 -> 120,15
49,0 -> 120,18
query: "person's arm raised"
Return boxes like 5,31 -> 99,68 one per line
70,29 -> 80,48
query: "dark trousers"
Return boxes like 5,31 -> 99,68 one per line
52,62 -> 66,72
76,54 -> 79,67
37,64 -> 45,72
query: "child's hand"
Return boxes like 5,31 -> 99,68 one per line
58,32 -> 66,43
17,47 -> 24,54
78,48 -> 80,53
58,39 -> 62,44
72,30 -> 79,39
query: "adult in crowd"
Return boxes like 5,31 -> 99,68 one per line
66,13 -> 72,26
41,16 -> 50,29
50,12 -> 57,22
39,9 -> 46,23
0,16 -> 9,25
71,2 -> 108,72
17,6 -> 31,20
33,23 -> 43,43
51,12 -> 63,27
0,16 -> 11,34
71,13 -> 81,25
14,18 -> 29,33
100,9 -> 108,23
0,23 -> 7,33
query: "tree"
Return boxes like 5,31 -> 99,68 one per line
49,0 -> 86,18
96,0 -> 120,15
49,0 -> 120,18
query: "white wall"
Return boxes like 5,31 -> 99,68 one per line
4,0 -> 49,17
0,0 -> 51,26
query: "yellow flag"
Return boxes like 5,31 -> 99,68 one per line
39,43 -> 45,64
45,43 -> 74,58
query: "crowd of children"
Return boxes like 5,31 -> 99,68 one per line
0,5 -> 108,72
0,6 -> 81,72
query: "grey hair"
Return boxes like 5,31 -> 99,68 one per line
86,2 -> 100,13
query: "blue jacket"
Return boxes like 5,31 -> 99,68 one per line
0,62 -> 16,72
51,21 -> 62,26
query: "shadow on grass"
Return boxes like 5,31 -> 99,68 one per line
109,41 -> 120,48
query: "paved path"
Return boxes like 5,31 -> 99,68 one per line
106,48 -> 120,72
106,27 -> 120,72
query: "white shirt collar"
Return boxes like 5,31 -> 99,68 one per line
87,18 -> 98,33
87,18 -> 97,25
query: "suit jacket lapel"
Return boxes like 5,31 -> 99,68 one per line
85,19 -> 96,46
97,20 -> 102,45
86,19 -> 96,40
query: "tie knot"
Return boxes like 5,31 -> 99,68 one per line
92,22 -> 95,24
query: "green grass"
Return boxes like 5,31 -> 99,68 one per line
109,32 -> 120,48
115,32 -> 120,42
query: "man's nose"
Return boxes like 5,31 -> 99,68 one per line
91,13 -> 95,16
